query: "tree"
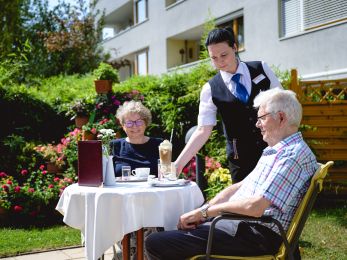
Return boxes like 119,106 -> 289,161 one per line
1,0 -> 108,79
30,0 -> 108,76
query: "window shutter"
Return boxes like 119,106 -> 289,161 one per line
303,0 -> 347,29
281,0 -> 302,37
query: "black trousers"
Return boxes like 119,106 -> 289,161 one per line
145,221 -> 286,260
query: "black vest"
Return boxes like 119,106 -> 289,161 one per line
209,61 -> 270,165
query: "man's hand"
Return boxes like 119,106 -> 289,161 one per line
177,209 -> 204,230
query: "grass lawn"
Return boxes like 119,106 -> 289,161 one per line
300,197 -> 347,260
0,196 -> 346,259
0,224 -> 81,258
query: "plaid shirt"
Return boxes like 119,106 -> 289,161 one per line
229,132 -> 317,234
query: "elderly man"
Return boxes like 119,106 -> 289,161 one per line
145,88 -> 317,260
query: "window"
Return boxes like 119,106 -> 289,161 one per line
218,16 -> 244,51
135,0 -> 148,24
280,0 -> 347,37
135,50 -> 148,75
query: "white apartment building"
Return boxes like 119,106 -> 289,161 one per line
95,0 -> 347,81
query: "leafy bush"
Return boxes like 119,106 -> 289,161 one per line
0,167 -> 73,226
93,62 -> 119,83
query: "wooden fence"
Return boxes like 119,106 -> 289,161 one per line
289,69 -> 347,194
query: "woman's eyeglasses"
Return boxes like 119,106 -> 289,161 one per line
124,119 -> 145,128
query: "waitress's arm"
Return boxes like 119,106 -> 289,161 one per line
174,125 -> 213,173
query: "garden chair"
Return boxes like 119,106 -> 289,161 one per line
190,161 -> 334,260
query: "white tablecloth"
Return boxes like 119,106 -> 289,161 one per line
56,181 -> 204,260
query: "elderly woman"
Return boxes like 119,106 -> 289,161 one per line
111,100 -> 163,177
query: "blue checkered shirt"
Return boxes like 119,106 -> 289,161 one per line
229,132 -> 317,234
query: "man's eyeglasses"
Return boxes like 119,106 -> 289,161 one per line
123,119 -> 145,128
256,112 -> 273,123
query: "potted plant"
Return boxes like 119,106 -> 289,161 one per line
34,144 -> 66,173
66,98 -> 94,128
82,122 -> 98,140
93,62 -> 119,94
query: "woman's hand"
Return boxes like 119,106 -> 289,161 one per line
177,209 -> 204,230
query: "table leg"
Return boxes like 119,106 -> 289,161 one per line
122,234 -> 131,260
136,228 -> 144,260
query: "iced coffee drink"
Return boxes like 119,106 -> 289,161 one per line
159,139 -> 172,177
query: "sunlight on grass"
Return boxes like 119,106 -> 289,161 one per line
300,199 -> 347,260
0,224 -> 81,257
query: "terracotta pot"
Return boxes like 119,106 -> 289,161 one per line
46,162 -> 61,174
94,80 -> 112,94
83,130 -> 97,141
75,116 -> 89,128
115,131 -> 122,139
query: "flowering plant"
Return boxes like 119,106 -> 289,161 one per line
179,157 -> 197,181
204,157 -> 231,200
97,128 -> 115,156
65,98 -> 94,119
34,144 -> 66,168
82,122 -> 98,135
0,166 -> 73,222
95,90 -> 144,118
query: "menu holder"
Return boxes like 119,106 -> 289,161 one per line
78,140 -> 103,187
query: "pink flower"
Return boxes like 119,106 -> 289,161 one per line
54,177 -> 60,182
28,188 -> 35,193
13,205 -> 23,212
14,186 -> 21,193
64,177 -> 73,183
39,165 -> 45,170
113,100 -> 121,106
21,169 -> 28,176
48,184 -> 54,189
0,172 -> 7,178
6,180 -> 12,185
91,128 -> 97,134
42,170 -> 48,175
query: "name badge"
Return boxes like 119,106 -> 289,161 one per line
252,74 -> 266,84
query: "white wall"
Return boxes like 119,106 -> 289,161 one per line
100,0 -> 347,79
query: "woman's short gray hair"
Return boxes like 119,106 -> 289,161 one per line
253,88 -> 302,127
116,100 -> 152,126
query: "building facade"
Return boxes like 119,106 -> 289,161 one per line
96,0 -> 347,81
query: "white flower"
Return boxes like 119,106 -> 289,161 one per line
97,128 -> 115,156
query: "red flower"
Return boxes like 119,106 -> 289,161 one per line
28,188 -> 35,193
29,211 -> 38,217
39,165 -> 45,170
6,180 -> 12,185
48,184 -> 54,189
182,167 -> 189,174
42,170 -> 48,175
0,172 -> 7,178
13,205 -> 23,212
54,177 -> 60,182
91,128 -> 97,134
14,186 -> 21,193
21,169 -> 28,176
2,185 -> 9,192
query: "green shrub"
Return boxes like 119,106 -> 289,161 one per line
93,62 -> 119,83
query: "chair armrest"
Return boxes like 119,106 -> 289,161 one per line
205,213 -> 293,260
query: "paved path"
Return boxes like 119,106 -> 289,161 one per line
1,245 -> 121,260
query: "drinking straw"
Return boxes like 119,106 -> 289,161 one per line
170,129 -> 174,143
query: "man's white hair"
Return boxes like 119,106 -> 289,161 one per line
253,88 -> 302,127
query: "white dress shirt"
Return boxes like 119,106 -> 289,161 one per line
198,61 -> 282,126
